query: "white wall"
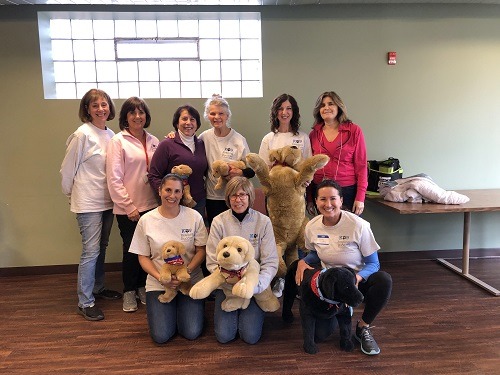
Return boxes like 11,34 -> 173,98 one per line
1,4 -> 499,268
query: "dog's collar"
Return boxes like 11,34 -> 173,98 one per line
164,255 -> 184,265
219,263 -> 248,281
310,269 -> 342,308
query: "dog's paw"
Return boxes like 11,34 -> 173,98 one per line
304,343 -> 319,355
340,338 -> 355,352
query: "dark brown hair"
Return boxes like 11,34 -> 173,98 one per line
118,97 -> 151,130
269,93 -> 301,135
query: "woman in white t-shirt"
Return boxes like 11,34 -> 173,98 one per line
296,179 -> 392,356
199,94 -> 255,225
258,93 -> 312,167
60,89 -> 122,322
129,174 -> 208,344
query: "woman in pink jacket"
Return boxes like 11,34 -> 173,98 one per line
107,97 -> 159,313
307,91 -> 368,216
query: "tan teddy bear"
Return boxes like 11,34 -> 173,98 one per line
189,236 -> 280,313
171,164 -> 196,208
158,240 -> 191,303
212,160 -> 247,190
246,146 -> 329,277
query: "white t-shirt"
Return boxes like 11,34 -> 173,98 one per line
199,128 -> 250,200
60,122 -> 115,213
305,211 -> 379,272
258,131 -> 312,167
129,206 -> 208,292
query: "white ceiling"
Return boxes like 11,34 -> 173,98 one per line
2,0 -> 500,5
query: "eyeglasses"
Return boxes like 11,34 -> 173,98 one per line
229,193 -> 249,201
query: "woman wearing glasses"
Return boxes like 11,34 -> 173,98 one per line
205,177 -> 278,344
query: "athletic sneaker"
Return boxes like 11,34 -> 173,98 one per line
272,278 -> 285,298
77,305 -> 104,321
94,288 -> 122,300
355,322 -> 380,355
122,291 -> 138,312
137,287 -> 146,305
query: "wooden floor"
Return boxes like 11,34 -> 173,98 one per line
1,258 -> 499,375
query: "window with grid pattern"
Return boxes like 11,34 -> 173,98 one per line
38,12 -> 262,99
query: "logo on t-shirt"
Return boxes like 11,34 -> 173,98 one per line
248,233 -> 258,247
222,147 -> 235,160
181,228 -> 193,242
292,139 -> 304,150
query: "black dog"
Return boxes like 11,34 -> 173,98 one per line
282,260 -> 364,354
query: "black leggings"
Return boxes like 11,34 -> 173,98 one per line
206,199 -> 229,226
358,271 -> 392,325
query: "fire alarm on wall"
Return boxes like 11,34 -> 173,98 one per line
388,51 -> 397,65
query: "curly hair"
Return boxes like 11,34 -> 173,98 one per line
269,93 -> 301,135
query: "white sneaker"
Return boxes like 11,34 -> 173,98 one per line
137,287 -> 146,305
272,278 -> 285,298
122,291 -> 138,312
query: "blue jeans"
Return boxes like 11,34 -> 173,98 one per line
213,289 -> 265,344
76,210 -> 114,308
146,291 -> 205,344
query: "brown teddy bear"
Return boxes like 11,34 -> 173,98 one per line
158,240 -> 191,303
171,164 -> 196,208
189,236 -> 280,312
212,160 -> 247,190
246,146 -> 329,277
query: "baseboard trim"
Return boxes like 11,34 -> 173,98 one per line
378,248 -> 500,262
0,263 -> 122,277
1,248 -> 499,277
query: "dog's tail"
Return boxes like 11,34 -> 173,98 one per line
282,259 -> 299,324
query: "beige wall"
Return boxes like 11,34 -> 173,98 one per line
1,4 -> 500,268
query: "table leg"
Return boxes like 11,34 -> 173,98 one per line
462,212 -> 470,275
436,212 -> 499,296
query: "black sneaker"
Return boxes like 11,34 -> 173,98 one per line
355,322 -> 380,355
94,289 -> 122,300
77,305 -> 104,321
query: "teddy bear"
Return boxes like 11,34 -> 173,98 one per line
189,236 -> 280,313
212,160 -> 247,190
171,164 -> 196,208
246,146 -> 329,277
158,240 -> 192,303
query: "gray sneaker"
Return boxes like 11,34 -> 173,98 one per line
122,291 -> 138,312
355,322 -> 380,355
137,287 -> 146,305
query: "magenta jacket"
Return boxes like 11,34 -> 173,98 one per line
309,122 -> 368,203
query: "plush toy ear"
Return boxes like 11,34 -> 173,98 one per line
177,242 -> 186,255
269,148 -> 280,163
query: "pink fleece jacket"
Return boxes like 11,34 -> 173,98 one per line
309,122 -> 368,203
